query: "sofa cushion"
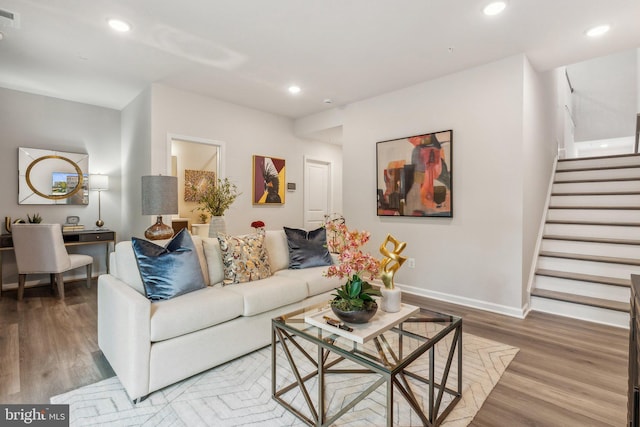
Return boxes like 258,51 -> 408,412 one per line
265,230 -> 289,273
202,237 -> 225,285
132,229 -> 206,301
284,226 -> 333,269
149,286 -> 244,342
113,241 -> 146,295
224,275 -> 308,316
275,266 -> 342,297
217,230 -> 271,284
114,234 -> 210,294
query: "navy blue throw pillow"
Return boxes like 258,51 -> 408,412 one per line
132,229 -> 206,301
284,226 -> 333,269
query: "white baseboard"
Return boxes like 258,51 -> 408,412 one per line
397,283 -> 527,319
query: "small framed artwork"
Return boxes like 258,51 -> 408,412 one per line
184,169 -> 216,202
376,129 -> 452,217
253,155 -> 286,205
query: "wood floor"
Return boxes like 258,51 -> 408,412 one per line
0,281 -> 628,426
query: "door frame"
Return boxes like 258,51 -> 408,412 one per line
303,156 -> 333,229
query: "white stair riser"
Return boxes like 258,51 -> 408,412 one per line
533,275 -> 629,302
555,168 -> 640,182
543,223 -> 640,240
557,156 -> 640,171
550,194 -> 640,207
547,208 -> 640,223
537,256 -> 640,279
531,297 -> 629,328
540,239 -> 640,259
552,180 -> 640,194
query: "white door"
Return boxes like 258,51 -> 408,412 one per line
304,157 -> 332,229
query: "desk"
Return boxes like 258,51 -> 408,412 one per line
0,229 -> 116,299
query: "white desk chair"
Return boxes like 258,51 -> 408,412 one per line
12,224 -> 93,300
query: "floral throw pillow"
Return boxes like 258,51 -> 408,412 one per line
217,229 -> 272,284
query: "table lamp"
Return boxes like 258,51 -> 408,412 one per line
90,174 -> 109,228
141,175 -> 178,240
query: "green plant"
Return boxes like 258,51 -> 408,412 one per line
198,213 -> 209,224
193,177 -> 240,217
27,213 -> 42,224
331,275 -> 381,311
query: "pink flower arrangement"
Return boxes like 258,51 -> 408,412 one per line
324,223 -> 380,282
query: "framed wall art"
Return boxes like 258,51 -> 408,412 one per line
376,129 -> 452,217
184,169 -> 216,202
253,155 -> 285,205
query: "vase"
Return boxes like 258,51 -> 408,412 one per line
208,216 -> 226,237
380,287 -> 402,313
331,301 -> 378,324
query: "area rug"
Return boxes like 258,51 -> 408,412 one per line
51,332 -> 518,426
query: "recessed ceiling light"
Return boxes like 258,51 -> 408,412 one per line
288,85 -> 301,95
586,24 -> 610,37
107,18 -> 131,33
483,2 -> 506,16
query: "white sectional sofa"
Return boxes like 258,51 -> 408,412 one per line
97,230 -> 341,402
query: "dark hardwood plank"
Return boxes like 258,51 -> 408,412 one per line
403,294 -> 627,427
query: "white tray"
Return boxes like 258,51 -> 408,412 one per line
304,303 -> 420,344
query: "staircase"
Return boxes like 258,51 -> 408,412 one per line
530,153 -> 640,328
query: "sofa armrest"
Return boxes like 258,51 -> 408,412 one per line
98,274 -> 151,401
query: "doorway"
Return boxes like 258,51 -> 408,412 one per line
303,157 -> 332,229
168,134 -> 225,232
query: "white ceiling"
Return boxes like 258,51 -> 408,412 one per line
1,0 -> 639,118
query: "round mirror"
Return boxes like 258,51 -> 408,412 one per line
26,155 -> 84,200
18,147 -> 89,205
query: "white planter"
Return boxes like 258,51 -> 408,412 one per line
380,287 -> 402,313
208,216 -> 226,237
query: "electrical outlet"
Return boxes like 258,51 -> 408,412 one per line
407,258 -> 415,268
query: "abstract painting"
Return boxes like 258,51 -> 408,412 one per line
253,155 -> 285,205
376,130 -> 453,217
184,169 -> 216,202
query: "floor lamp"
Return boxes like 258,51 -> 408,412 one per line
141,175 -> 178,240
90,174 -> 109,228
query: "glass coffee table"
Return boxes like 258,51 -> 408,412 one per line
271,302 -> 462,426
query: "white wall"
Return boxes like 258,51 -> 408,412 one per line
341,55 -> 532,316
522,58 -> 558,306
149,84 -> 343,236
567,49 -> 637,143
0,87 -> 121,287
120,88 -> 152,240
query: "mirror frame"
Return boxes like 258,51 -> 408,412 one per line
18,147 -> 89,205
25,155 -> 84,200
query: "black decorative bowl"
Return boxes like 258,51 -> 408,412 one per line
331,302 -> 378,324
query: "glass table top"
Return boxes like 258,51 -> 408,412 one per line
273,302 -> 462,374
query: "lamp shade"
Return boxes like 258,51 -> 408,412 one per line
89,174 -> 109,191
141,175 -> 178,215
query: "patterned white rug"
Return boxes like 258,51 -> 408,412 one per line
51,332 -> 518,426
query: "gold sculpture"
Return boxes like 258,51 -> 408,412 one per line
379,234 -> 407,289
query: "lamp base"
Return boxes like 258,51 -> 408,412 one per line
145,216 -> 174,240
96,219 -> 105,228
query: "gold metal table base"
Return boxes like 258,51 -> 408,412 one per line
272,318 -> 462,427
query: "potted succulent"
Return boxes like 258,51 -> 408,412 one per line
192,177 -> 240,237
325,224 -> 381,323
27,213 -> 42,224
